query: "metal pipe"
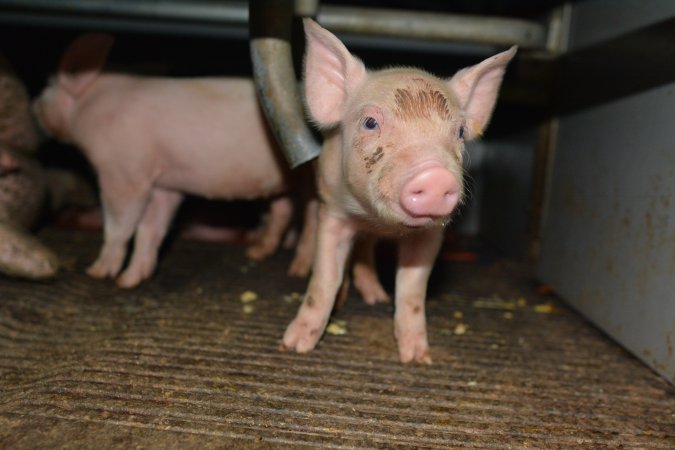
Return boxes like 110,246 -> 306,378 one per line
318,5 -> 546,49
0,0 -> 248,24
0,0 -> 548,50
249,0 -> 321,168
0,0 -> 250,38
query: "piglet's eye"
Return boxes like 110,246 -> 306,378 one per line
363,116 -> 379,130
458,126 -> 465,140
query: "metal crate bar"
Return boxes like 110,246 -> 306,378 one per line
0,0 -> 547,49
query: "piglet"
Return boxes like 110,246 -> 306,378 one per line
0,54 -> 42,154
282,19 -> 516,363
0,55 -> 59,279
0,146 -> 59,279
34,34 -> 316,288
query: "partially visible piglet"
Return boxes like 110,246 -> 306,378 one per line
0,146 -> 59,279
0,54 -> 42,154
34,33 -> 316,288
0,55 -> 59,279
282,19 -> 516,363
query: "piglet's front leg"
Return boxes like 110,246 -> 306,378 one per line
282,205 -> 355,353
395,228 -> 444,364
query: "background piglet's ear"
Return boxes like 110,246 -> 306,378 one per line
58,33 -> 114,97
303,18 -> 366,127
447,46 -> 517,140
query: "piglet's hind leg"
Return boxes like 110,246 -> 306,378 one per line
352,235 -> 390,305
287,197 -> 318,277
86,182 -> 152,280
116,188 -> 183,288
245,196 -> 293,261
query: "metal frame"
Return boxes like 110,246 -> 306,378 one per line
0,0 -> 554,166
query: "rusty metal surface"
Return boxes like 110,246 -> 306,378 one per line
538,79 -> 675,385
0,229 -> 673,448
538,4 -> 675,385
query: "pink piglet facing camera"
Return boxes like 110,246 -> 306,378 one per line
282,19 -> 516,364
34,33 -> 317,288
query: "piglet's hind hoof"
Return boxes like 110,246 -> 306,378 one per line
116,272 -> 142,289
86,262 -> 109,280
245,243 -> 275,262
287,256 -> 311,278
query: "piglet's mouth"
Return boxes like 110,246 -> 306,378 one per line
377,196 -> 452,229
402,216 -> 435,228
401,215 -> 451,229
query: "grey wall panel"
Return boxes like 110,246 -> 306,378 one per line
569,0 -> 675,50
538,82 -> 675,382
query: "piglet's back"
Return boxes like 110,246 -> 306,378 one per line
149,77 -> 288,199
80,75 -> 288,200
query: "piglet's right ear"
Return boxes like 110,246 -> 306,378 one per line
303,19 -> 366,128
58,33 -> 114,97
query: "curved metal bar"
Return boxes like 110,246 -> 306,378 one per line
249,0 -> 321,168
318,5 -> 546,49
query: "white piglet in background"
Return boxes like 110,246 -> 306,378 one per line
282,19 -> 516,363
34,34 -> 316,288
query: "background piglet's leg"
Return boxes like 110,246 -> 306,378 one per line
352,235 -> 390,305
116,188 -> 183,288
282,206 -> 355,352
86,179 -> 152,280
245,196 -> 293,261
394,229 -> 444,364
287,197 -> 318,277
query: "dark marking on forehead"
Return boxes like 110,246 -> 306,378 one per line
364,146 -> 384,174
394,85 -> 451,122
411,77 -> 434,89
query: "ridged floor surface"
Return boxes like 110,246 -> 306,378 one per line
0,229 -> 673,448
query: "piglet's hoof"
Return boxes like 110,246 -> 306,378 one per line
245,243 -> 274,262
281,317 -> 325,353
287,254 -> 311,278
116,270 -> 144,289
396,330 -> 432,365
86,256 -> 121,280
354,269 -> 390,306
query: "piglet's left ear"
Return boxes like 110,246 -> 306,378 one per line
446,46 -> 517,140
58,33 -> 115,97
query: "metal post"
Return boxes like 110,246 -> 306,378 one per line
249,0 -> 321,168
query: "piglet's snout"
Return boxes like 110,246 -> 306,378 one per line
400,166 -> 460,219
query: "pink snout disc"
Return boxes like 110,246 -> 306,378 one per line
400,167 -> 460,219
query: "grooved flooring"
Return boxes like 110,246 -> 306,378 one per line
1,229 -> 673,448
